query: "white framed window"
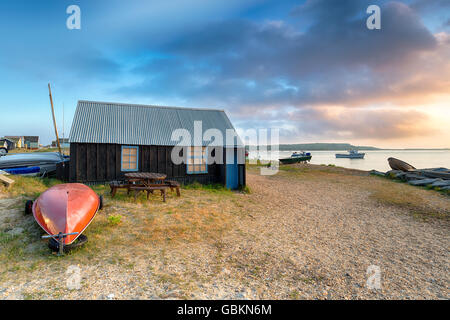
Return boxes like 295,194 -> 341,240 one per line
187,146 -> 207,174
121,146 -> 139,172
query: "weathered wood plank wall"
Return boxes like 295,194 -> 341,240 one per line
68,143 -> 227,185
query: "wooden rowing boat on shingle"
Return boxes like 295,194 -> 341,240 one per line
388,157 -> 416,172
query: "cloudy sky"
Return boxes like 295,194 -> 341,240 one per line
0,0 -> 449,148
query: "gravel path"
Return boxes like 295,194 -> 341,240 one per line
0,166 -> 449,299
226,170 -> 449,299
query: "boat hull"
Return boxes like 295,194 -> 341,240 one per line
0,152 -> 68,176
418,170 -> 450,180
335,153 -> 365,159
3,166 -> 40,176
388,157 -> 415,172
279,156 -> 312,164
33,183 -> 100,245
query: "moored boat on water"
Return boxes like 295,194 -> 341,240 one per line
279,151 -> 312,164
335,150 -> 365,159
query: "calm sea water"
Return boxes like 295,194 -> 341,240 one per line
248,150 -> 450,172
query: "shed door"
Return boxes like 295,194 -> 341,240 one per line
226,148 -> 238,189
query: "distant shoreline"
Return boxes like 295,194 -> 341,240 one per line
272,149 -> 450,151
248,149 -> 450,151
247,143 -> 450,151
372,149 -> 450,151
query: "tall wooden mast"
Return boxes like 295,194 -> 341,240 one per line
48,83 -> 62,155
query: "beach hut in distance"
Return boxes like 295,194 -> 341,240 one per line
66,100 -> 245,189
0,138 -> 15,151
4,136 -> 24,149
52,138 -> 70,148
24,136 -> 40,149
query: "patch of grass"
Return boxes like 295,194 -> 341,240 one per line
0,232 -> 26,260
183,182 -> 234,195
89,183 -> 109,194
85,215 -> 110,236
137,206 -> 232,244
0,232 -> 19,245
239,185 -> 252,194
21,290 -> 47,300
1,176 -> 62,197
28,261 -> 40,271
107,214 -> 122,226
278,164 -> 339,179
8,265 -> 21,272
22,292 -> 34,300
289,290 -> 301,299
388,172 -> 397,179
182,181 -> 203,189
8,147 -> 66,154
369,182 -> 449,220
278,165 -> 310,176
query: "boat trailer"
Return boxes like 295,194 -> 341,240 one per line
42,232 -> 79,256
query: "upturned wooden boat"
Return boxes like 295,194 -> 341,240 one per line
418,169 -> 450,180
32,183 -> 101,245
0,152 -> 69,176
388,157 -> 416,172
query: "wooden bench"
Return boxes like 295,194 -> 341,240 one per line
129,185 -> 168,202
109,181 -> 131,197
0,174 -> 14,188
165,180 -> 181,197
109,179 -> 180,201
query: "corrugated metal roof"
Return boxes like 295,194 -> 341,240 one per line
69,100 -> 240,146
24,136 -> 39,143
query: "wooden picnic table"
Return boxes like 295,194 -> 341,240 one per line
124,172 -> 167,185
109,172 -> 180,202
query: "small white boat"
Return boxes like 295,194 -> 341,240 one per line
335,150 -> 365,159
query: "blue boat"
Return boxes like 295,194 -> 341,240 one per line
0,152 -> 68,176
3,166 -> 40,176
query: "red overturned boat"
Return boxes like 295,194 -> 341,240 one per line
26,183 -> 103,253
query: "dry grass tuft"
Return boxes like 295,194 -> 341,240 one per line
0,176 -> 61,198
139,206 -> 232,243
368,179 -> 450,220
